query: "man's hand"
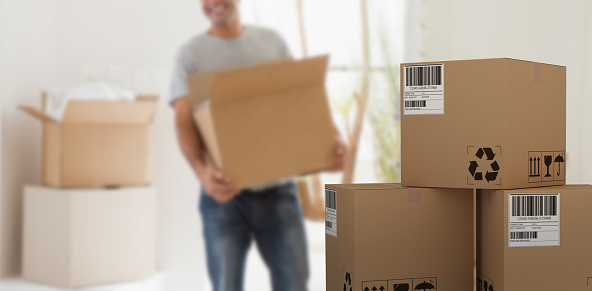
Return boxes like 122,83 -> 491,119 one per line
327,138 -> 348,172
196,164 -> 240,204
174,96 -> 240,203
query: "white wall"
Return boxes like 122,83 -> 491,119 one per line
0,1 -> 211,290
0,0 -> 57,277
419,0 -> 592,184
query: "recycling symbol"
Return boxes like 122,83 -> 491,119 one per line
468,147 -> 499,183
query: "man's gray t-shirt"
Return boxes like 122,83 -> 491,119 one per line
170,25 -> 292,191
170,24 -> 290,103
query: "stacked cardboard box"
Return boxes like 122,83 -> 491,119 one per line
22,186 -> 156,289
326,58 -> 583,291
324,184 -> 474,291
477,185 -> 592,291
19,95 -> 158,288
400,58 -> 565,190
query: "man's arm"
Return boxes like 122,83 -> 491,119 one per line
174,96 -> 239,203
327,129 -> 348,172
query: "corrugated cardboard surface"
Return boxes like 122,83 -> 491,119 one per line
20,96 -> 157,187
401,58 -> 566,189
60,124 -> 150,187
22,186 -> 156,289
477,185 -> 592,291
326,184 -> 473,291
188,56 -> 336,188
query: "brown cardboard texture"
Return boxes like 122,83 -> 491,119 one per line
22,185 -> 156,288
19,95 -> 157,187
325,184 -> 473,291
187,55 -> 336,188
477,185 -> 592,291
400,58 -> 566,189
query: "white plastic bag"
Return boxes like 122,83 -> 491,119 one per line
46,82 -> 135,121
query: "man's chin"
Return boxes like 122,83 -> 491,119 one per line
210,18 -> 233,27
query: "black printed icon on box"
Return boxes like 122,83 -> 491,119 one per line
388,279 -> 412,291
528,151 -> 565,183
344,271 -> 352,291
528,151 -> 542,181
543,154 -> 553,178
362,280 -> 387,291
554,151 -> 565,180
412,277 -> 437,291
477,273 -> 494,291
467,146 -> 501,185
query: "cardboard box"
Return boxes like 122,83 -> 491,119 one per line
400,58 -> 566,189
19,96 -> 157,188
325,183 -> 473,291
22,185 -> 156,288
477,185 -> 592,291
187,55 -> 336,188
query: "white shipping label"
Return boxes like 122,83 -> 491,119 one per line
508,193 -> 560,247
325,188 -> 337,237
403,64 -> 444,115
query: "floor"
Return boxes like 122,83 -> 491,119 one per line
0,273 -> 163,291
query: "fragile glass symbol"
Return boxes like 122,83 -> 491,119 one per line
544,155 -> 552,177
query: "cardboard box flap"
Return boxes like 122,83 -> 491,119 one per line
505,57 -> 566,67
211,55 -> 328,104
19,106 -> 58,123
63,99 -> 157,124
187,72 -> 215,109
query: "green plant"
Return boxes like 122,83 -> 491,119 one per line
367,32 -> 401,183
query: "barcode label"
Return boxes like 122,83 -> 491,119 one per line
326,188 -> 336,209
508,193 -> 560,247
403,64 -> 444,115
404,100 -> 427,108
510,231 -> 538,239
325,188 -> 337,237
405,65 -> 442,86
511,195 -> 557,216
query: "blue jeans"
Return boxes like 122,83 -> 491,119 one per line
199,181 -> 309,291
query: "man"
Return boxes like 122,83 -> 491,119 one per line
170,1 -> 347,291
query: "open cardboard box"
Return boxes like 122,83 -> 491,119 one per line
19,94 -> 157,188
187,55 -> 337,188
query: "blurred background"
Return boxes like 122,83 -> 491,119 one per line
1,0 -> 592,290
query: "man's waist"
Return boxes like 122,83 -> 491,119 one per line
243,178 -> 293,195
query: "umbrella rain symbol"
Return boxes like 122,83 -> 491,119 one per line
554,154 -> 564,176
414,280 -> 435,291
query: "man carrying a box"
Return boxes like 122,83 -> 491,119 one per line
170,1 -> 347,291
